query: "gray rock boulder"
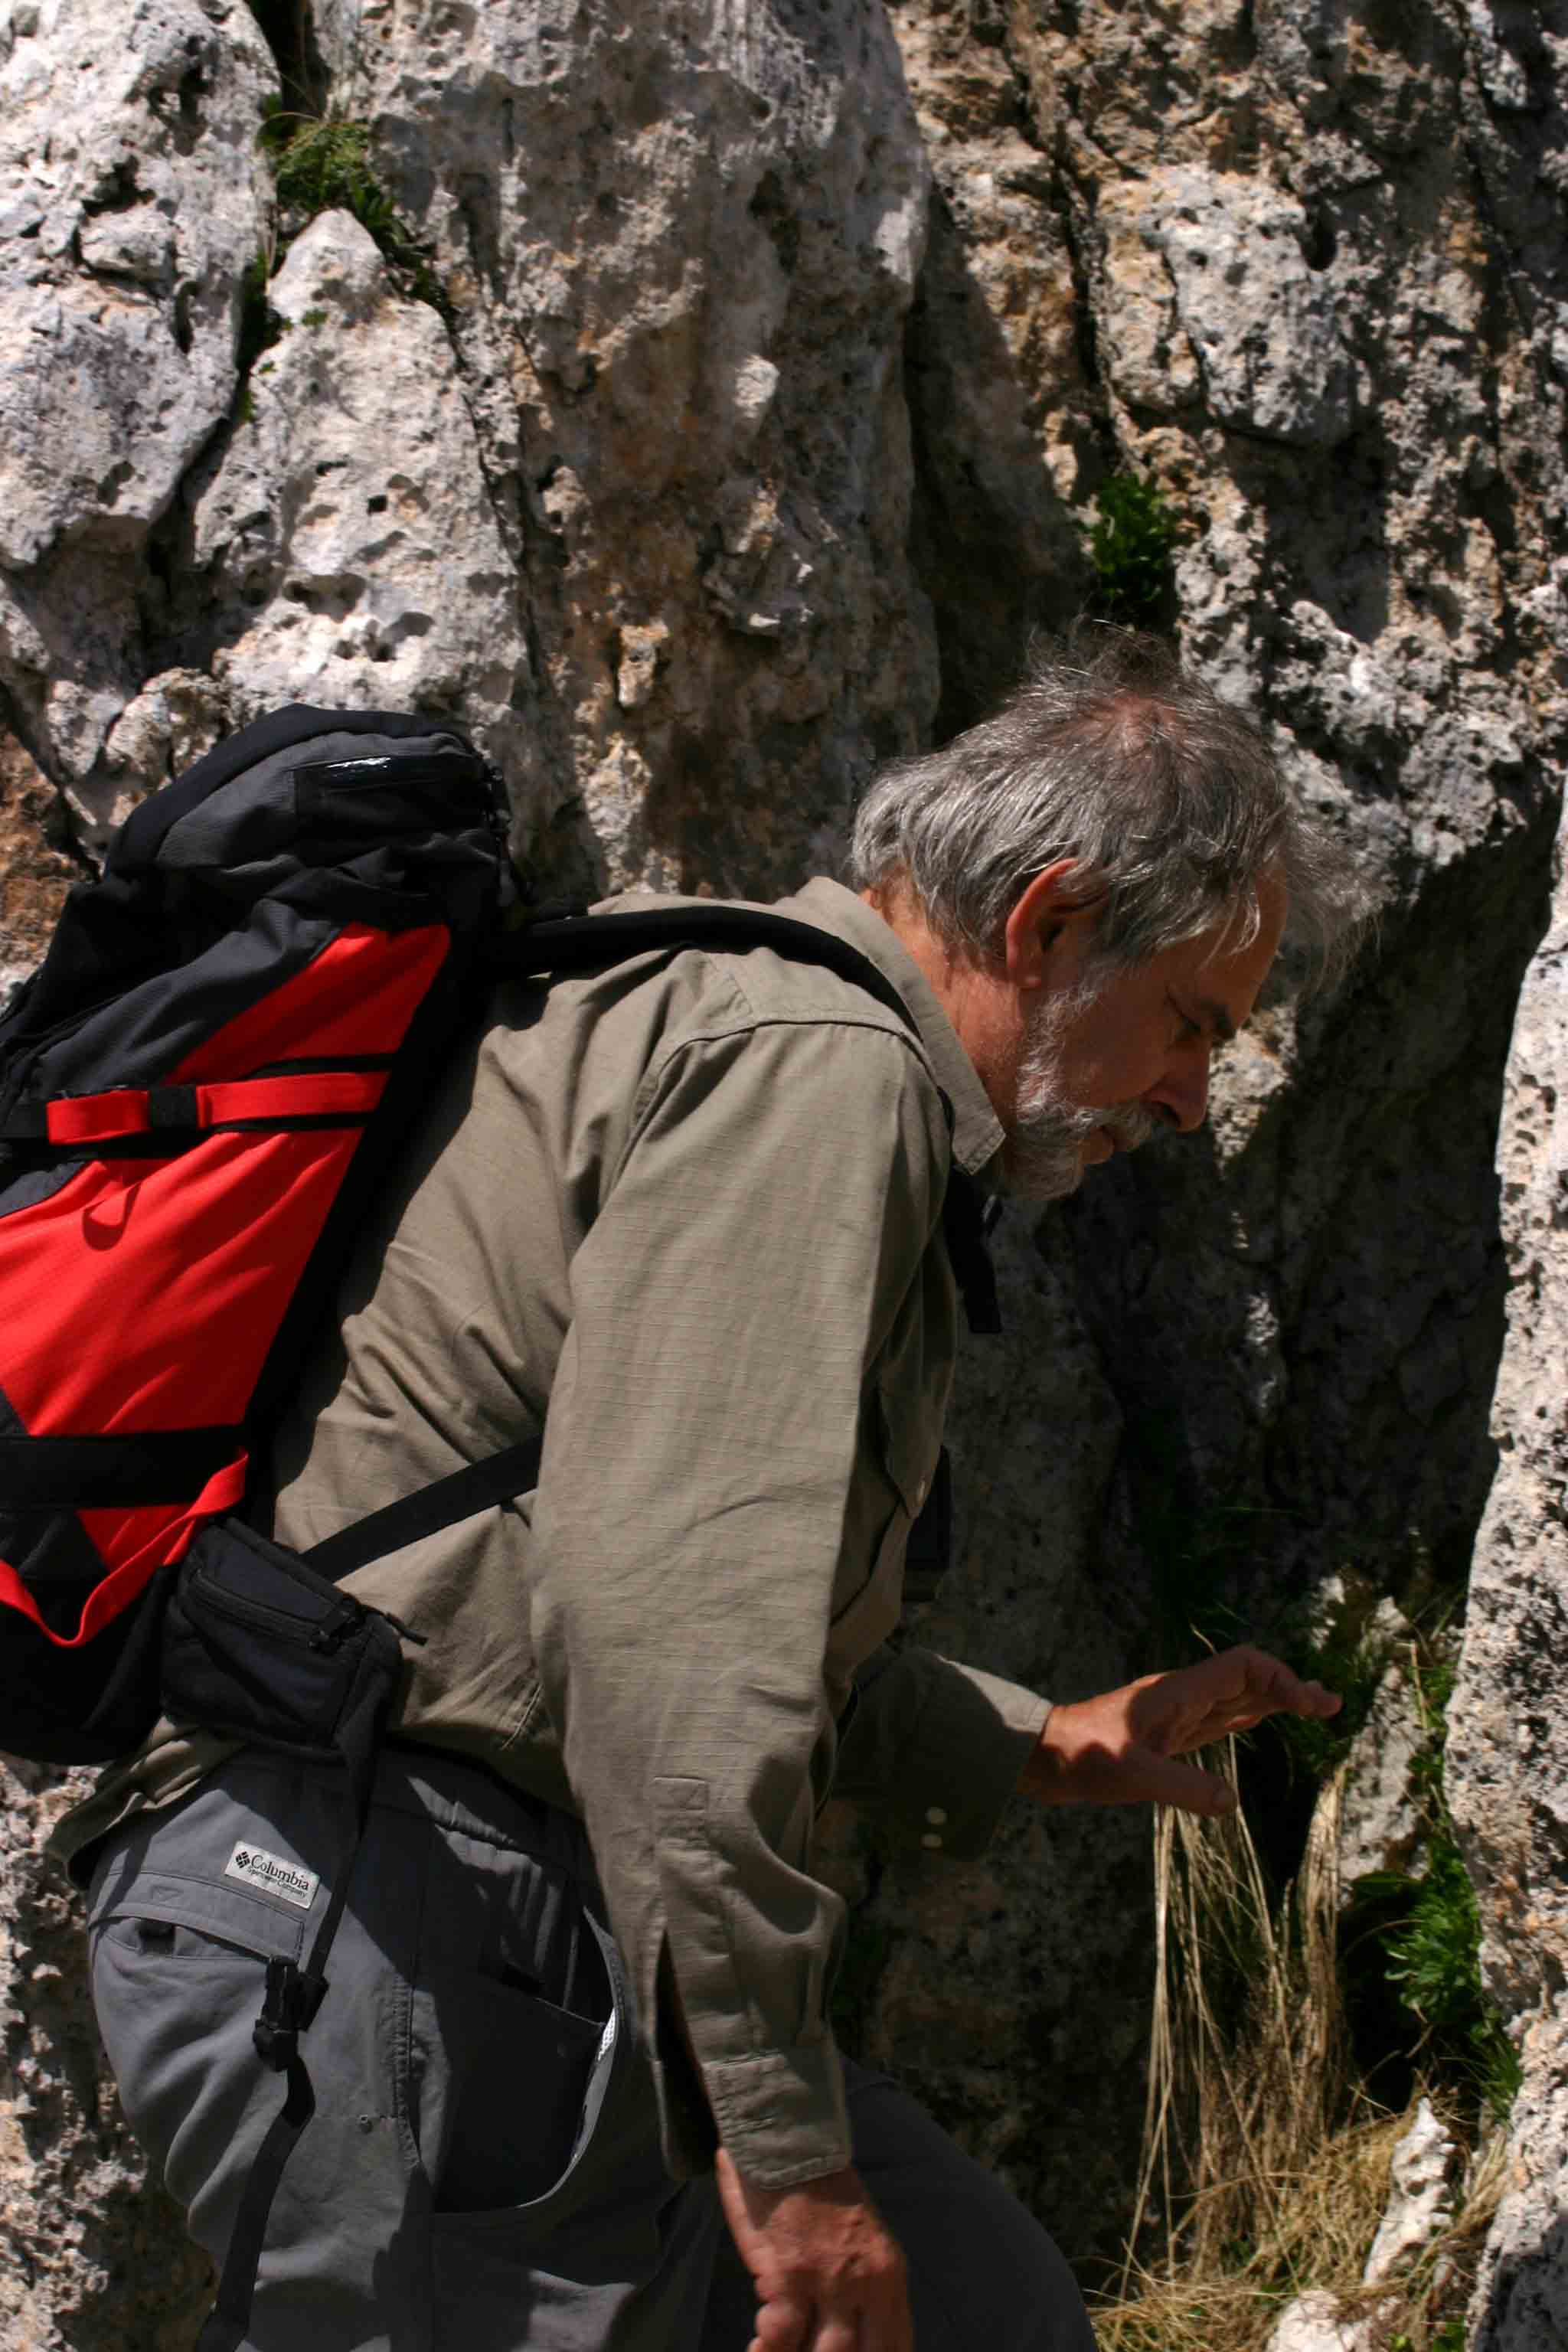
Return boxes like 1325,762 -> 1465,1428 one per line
0,0 -> 276,796
312,0 -> 939,897
1337,1661 -> 1427,1894
186,209 -> 532,805
1099,167 -> 1354,447
1363,2096 -> 1458,2284
1447,812 -> 1568,2351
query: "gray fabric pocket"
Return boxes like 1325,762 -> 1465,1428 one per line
423,1972 -> 608,2213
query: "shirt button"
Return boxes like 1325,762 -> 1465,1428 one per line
926,1807 -> 948,1827
920,1831 -> 943,1850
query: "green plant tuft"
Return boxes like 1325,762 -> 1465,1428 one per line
1340,1644 -> 1521,2127
256,106 -> 445,311
1085,473 -> 1184,625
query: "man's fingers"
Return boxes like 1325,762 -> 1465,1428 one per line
814,2325 -> 861,2352
1135,1749 -> 1238,1815
1219,1648 -> 1341,1717
1024,1651 -> 1338,1812
1139,1649 -> 1342,1751
752,2297 -> 812,2351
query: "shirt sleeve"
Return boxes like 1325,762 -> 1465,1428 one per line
525,1001 -> 952,2188
831,1644 -> 1050,1855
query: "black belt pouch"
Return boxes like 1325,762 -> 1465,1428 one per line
161,1517 -> 405,1762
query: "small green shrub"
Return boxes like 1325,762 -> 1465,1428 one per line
263,111 -> 390,237
1086,473 -> 1184,624
1344,1648 -> 1521,2126
257,104 -> 443,309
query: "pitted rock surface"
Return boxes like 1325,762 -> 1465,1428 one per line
1447,815 -> 1568,2352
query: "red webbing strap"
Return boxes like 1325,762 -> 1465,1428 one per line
44,1072 -> 387,1146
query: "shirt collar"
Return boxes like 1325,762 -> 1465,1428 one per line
786,878 -> 1006,1182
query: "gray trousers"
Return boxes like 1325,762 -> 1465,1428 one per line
87,1749 -> 1098,2350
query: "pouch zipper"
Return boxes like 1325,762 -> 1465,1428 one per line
191,1564 -> 358,1652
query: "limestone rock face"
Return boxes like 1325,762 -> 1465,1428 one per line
851,0 -> 1565,2275
0,0 -> 276,799
0,0 -> 1564,2339
1446,824 -> 1568,2351
0,724 -> 75,1002
1336,1662 -> 1427,1893
1099,167 -> 1355,448
310,0 -> 939,895
0,1762 -> 212,2352
1362,2097 -> 1457,2285
185,208 -> 531,798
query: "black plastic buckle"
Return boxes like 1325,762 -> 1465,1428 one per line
253,1958 -> 328,2070
148,1084 -> 201,1132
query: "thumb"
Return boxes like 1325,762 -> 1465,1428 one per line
715,2148 -> 764,2265
1135,1748 -> 1238,1817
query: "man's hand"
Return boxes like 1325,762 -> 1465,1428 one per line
1021,1644 -> 1340,1817
715,2148 -> 913,2352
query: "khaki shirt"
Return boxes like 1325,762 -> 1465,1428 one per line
57,880 -> 1049,2187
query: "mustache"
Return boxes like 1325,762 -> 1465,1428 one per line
1098,1102 -> 1159,1152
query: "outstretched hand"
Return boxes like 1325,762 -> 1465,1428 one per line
1020,1645 -> 1340,1817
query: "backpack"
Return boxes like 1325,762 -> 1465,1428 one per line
0,704 -> 991,2350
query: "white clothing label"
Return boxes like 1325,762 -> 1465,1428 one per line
225,1842 -> 319,1911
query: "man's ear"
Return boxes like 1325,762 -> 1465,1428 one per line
1001,861 -> 1103,988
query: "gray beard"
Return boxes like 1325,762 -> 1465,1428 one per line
1001,984 -> 1160,1202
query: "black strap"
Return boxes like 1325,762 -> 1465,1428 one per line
198,1583 -> 400,2346
0,1427 -> 245,1509
1,1098 -> 379,1154
301,1436 -> 544,1579
196,1809 -> 351,2350
497,906 -> 920,1034
942,1167 -> 1002,1336
196,2046 -> 316,2352
505,906 -> 1004,1336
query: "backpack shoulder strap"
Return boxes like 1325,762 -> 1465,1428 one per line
498,903 -> 920,1036
503,903 -> 1004,1336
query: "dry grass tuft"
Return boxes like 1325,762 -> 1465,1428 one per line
1089,1749 -> 1505,2352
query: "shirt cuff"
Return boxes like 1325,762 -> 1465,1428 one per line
704,2040 -> 853,2187
836,1648 -> 1050,1857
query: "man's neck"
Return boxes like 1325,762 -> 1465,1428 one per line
858,882 -> 1021,1119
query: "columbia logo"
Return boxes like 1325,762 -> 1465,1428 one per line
224,1842 -> 319,1911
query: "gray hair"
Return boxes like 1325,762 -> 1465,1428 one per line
848,626 -> 1369,989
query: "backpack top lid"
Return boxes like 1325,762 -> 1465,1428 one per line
0,707 -> 512,1121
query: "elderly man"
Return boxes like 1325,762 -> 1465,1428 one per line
63,629 -> 1362,2352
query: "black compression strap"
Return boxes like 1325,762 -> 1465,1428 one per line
195,2041 -> 316,2352
302,1437 -> 544,1579
498,907 -> 919,1034
0,1427 -> 245,1508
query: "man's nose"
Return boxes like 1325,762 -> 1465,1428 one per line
1150,1051 -> 1211,1134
